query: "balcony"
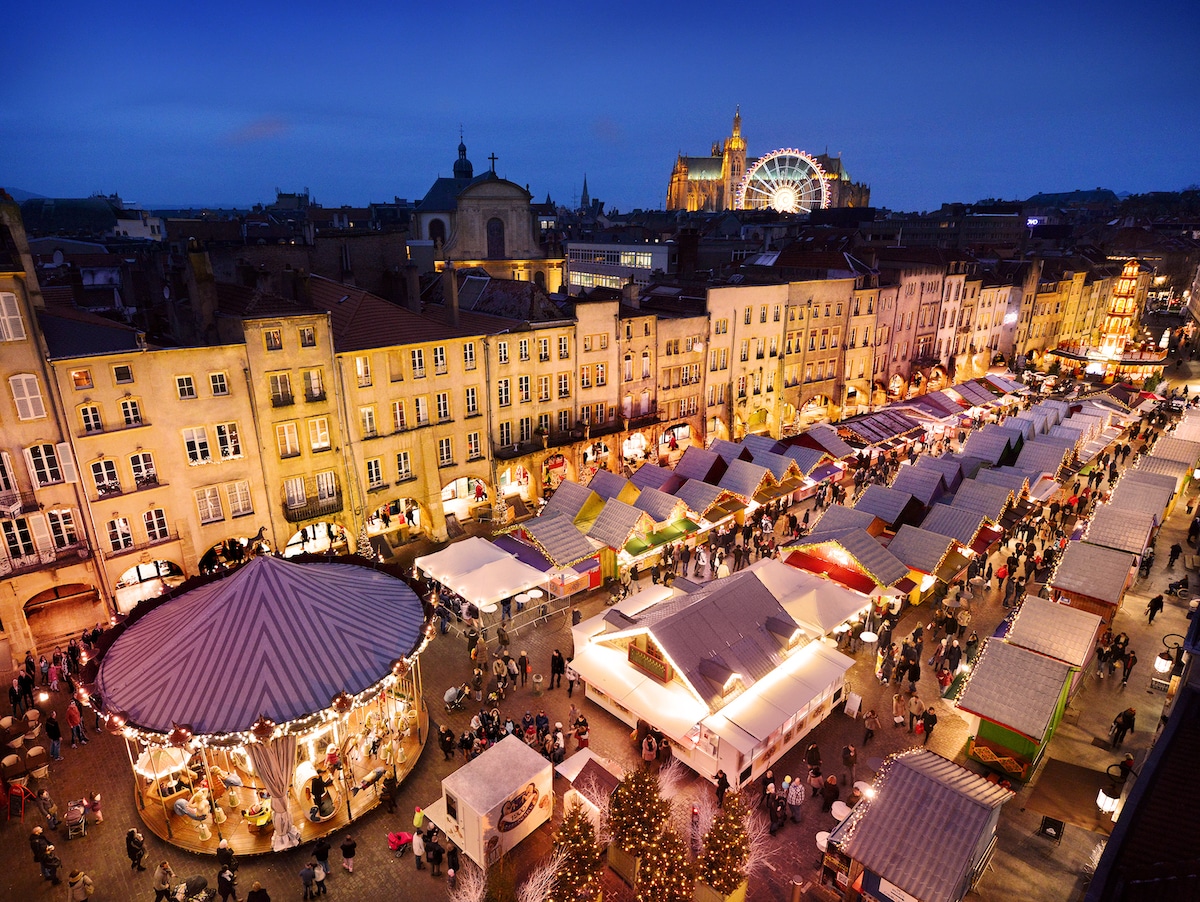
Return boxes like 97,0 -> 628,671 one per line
2,540 -> 91,575
271,393 -> 295,408
305,390 -> 327,403
281,482 -> 344,522
0,490 -> 39,518
103,532 -> 178,560
77,418 -> 151,439
95,481 -> 124,499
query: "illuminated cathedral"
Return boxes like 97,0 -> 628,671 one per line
666,109 -> 870,212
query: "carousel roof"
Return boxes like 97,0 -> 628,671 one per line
96,556 -> 425,736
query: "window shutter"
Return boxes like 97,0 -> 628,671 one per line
0,293 -> 26,341
23,447 -> 39,486
28,513 -> 54,561
56,443 -> 78,483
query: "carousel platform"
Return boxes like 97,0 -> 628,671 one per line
136,702 -> 427,856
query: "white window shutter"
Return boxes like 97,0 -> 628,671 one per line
23,447 -> 39,486
0,451 -> 15,492
56,442 -> 78,483
29,513 -> 54,561
0,293 -> 26,341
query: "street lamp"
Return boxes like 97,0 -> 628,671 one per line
1155,633 -> 1186,674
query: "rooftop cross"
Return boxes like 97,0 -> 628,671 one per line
488,152 -> 498,173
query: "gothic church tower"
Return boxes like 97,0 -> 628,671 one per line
721,106 -> 747,208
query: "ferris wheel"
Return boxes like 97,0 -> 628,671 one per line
735,149 -> 829,213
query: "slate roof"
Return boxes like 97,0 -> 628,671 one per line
950,479 -> 1013,521
956,640 -> 1072,742
913,455 -> 964,491
839,749 -> 1012,902
1109,475 -> 1175,521
839,410 -> 923,445
740,434 -> 780,458
708,438 -> 752,465
1006,596 -> 1102,667
854,485 -> 920,527
1048,423 -> 1085,447
587,499 -> 652,550
887,526 -> 955,575
1134,455 -> 1192,491
972,468 -> 1029,495
952,380 -> 998,406
809,504 -> 880,537
542,481 -> 601,524
1083,506 -> 1155,555
780,444 -> 828,475
943,453 -> 988,480
1037,399 -> 1069,423
1015,409 -> 1053,435
890,466 -> 947,506
1147,437 -> 1200,466
38,307 -> 143,358
1014,440 -> 1069,477
999,418 -> 1035,441
801,424 -> 855,459
633,487 -> 688,524
306,274 -> 476,351
1050,541 -> 1135,605
673,479 -> 734,519
795,528 -> 910,586
962,427 -> 1016,465
520,513 -> 598,568
895,390 -> 965,419
587,468 -> 635,501
752,450 -> 802,483
629,463 -> 674,491
920,505 -> 987,546
673,446 -> 726,484
718,459 -> 774,499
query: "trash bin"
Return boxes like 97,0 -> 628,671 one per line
571,609 -> 582,626
532,674 -> 544,697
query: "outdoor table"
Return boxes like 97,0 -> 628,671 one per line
815,831 -> 830,853
853,780 -> 873,796
831,801 -> 852,821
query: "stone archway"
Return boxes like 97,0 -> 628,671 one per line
283,522 -> 350,558
25,583 -> 104,648
798,394 -> 832,427
440,476 -> 492,528
113,560 -> 186,614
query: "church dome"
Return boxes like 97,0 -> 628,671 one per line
453,139 -> 473,179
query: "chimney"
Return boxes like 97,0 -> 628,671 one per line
404,263 -> 422,314
622,278 -> 640,309
442,264 -> 459,327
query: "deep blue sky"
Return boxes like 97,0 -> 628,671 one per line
2,1 -> 1197,213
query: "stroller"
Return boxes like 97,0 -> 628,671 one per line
174,875 -> 216,902
443,683 -> 469,712
388,830 -> 413,857
64,799 -> 87,839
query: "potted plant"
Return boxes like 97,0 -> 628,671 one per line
606,768 -> 667,886
695,795 -> 750,902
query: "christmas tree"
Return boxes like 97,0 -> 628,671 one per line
608,767 -> 669,857
636,826 -> 693,902
547,800 -> 602,902
698,793 -> 750,894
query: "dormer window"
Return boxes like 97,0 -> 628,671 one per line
766,615 -> 807,650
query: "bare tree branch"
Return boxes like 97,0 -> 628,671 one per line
516,847 -> 569,902
448,859 -> 488,902
656,757 -> 690,801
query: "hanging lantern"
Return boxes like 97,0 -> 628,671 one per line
392,658 -> 411,678
167,723 -> 194,748
332,691 -> 354,715
104,710 -> 128,736
250,716 -> 277,744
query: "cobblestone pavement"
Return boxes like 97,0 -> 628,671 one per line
0,419 -> 1187,902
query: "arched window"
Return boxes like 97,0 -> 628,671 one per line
428,219 -> 446,246
486,218 -> 505,259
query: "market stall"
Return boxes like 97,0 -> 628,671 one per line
95,555 -> 430,855
1048,541 -> 1136,623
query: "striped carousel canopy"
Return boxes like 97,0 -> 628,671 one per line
96,555 -> 425,736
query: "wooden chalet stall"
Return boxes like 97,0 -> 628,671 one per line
1048,541 -> 1136,624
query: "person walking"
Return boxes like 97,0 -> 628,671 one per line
1169,542 -> 1183,568
65,698 -> 86,748
517,650 -> 530,688
154,860 -> 175,902
1122,650 -> 1138,688
41,843 -> 62,885
246,881 -> 270,902
126,828 -> 147,870
36,788 -> 58,831
892,692 -> 906,727
1111,707 -> 1137,748
217,865 -> 239,902
920,707 -> 938,745
340,834 -> 357,873
428,836 -> 445,876
312,859 -> 327,896
714,770 -> 730,809
29,825 -> 48,868
565,661 -> 578,697
67,869 -> 94,901
550,649 -> 566,689
1147,594 -> 1164,624
785,774 -> 805,823
908,694 -> 926,733
300,863 -> 316,900
863,710 -> 881,746
313,837 -> 331,882
46,710 -> 63,761
842,744 -> 857,785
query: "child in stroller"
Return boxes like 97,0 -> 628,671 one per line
388,831 -> 413,857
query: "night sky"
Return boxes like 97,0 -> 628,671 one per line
2,1 -> 1197,213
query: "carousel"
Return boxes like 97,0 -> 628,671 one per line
94,554 -> 432,855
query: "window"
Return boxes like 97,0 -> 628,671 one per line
760,305 -> 768,323
519,417 -> 532,442
596,364 -> 606,386
106,517 -> 133,552
498,379 -> 511,407
396,451 -> 412,480
516,375 -> 530,403
583,335 -> 592,352
183,427 -> 211,463
438,438 -> 453,466
356,355 -> 372,386
120,398 -> 142,426
714,318 -> 728,335
303,369 -> 324,402
130,452 -> 157,487
315,471 -> 337,501
436,392 -> 450,421
48,510 -> 78,548
593,402 -> 606,423
558,373 -> 571,398
625,322 -> 632,340
467,432 -> 481,460
26,443 -> 70,486
465,387 -> 478,415
538,413 -> 550,434
299,326 -> 316,347
499,421 -> 512,446
71,369 -> 93,389
144,508 -> 170,542
414,397 -> 429,425
740,340 -> 749,362
392,400 -> 408,431
774,305 -> 781,322
366,459 -> 383,489
539,338 -> 550,362
276,423 -> 299,458
283,477 -> 306,509
80,405 -> 103,434
600,333 -> 609,349
641,353 -> 650,378
558,409 -> 571,432
91,459 -> 120,496
624,354 -> 633,381
269,373 -> 292,406
216,423 -> 242,459
309,418 -> 330,451
519,339 -> 529,361
0,292 -> 27,341
744,307 -> 752,325
10,374 -> 45,419
176,375 -> 196,400
559,336 -> 569,359
737,376 -> 747,398
196,486 -> 224,523
410,349 -> 425,378
264,329 -> 282,351
210,373 -> 229,396
433,346 -> 447,374
497,341 -> 509,364
361,406 -> 377,437
580,366 -> 591,388
538,376 -> 550,401
462,342 -> 477,371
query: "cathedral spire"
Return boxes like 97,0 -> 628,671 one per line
732,104 -> 741,137
580,174 -> 590,211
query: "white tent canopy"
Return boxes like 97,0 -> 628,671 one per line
745,558 -> 871,635
416,536 -> 512,584
448,555 -> 548,607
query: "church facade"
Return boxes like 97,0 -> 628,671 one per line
666,110 -> 870,212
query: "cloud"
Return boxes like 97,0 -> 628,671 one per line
591,116 -> 624,145
224,116 -> 291,145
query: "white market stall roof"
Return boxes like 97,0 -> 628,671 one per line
441,734 -> 550,819
744,558 -> 872,635
446,555 -> 548,607
1134,455 -> 1193,492
956,640 -> 1072,742
1146,436 -> 1200,466
96,556 -> 425,735
1006,597 -> 1102,667
837,749 -> 1013,902
1050,542 -> 1136,605
416,536 -> 511,584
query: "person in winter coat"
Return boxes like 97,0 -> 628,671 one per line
42,845 -> 62,885
785,775 -> 805,822
908,694 -> 926,732
313,837 -> 331,880
412,829 -> 426,870
892,692 -> 906,727
246,882 -> 270,902
921,708 -> 938,745
153,861 -> 175,902
217,866 -> 239,902
67,869 -> 94,901
550,650 -> 566,688
126,828 -> 147,870
804,743 -> 821,770
300,863 -> 316,900
340,834 -> 357,873
820,775 -> 841,812
428,838 -> 445,876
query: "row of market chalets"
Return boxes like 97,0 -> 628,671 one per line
91,555 -> 432,855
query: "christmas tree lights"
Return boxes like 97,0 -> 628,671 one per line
547,801 -> 602,902
636,825 -> 693,902
609,767 -> 669,857
698,793 -> 750,895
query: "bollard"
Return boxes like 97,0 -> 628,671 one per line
532,674 -> 544,697
789,875 -> 806,902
